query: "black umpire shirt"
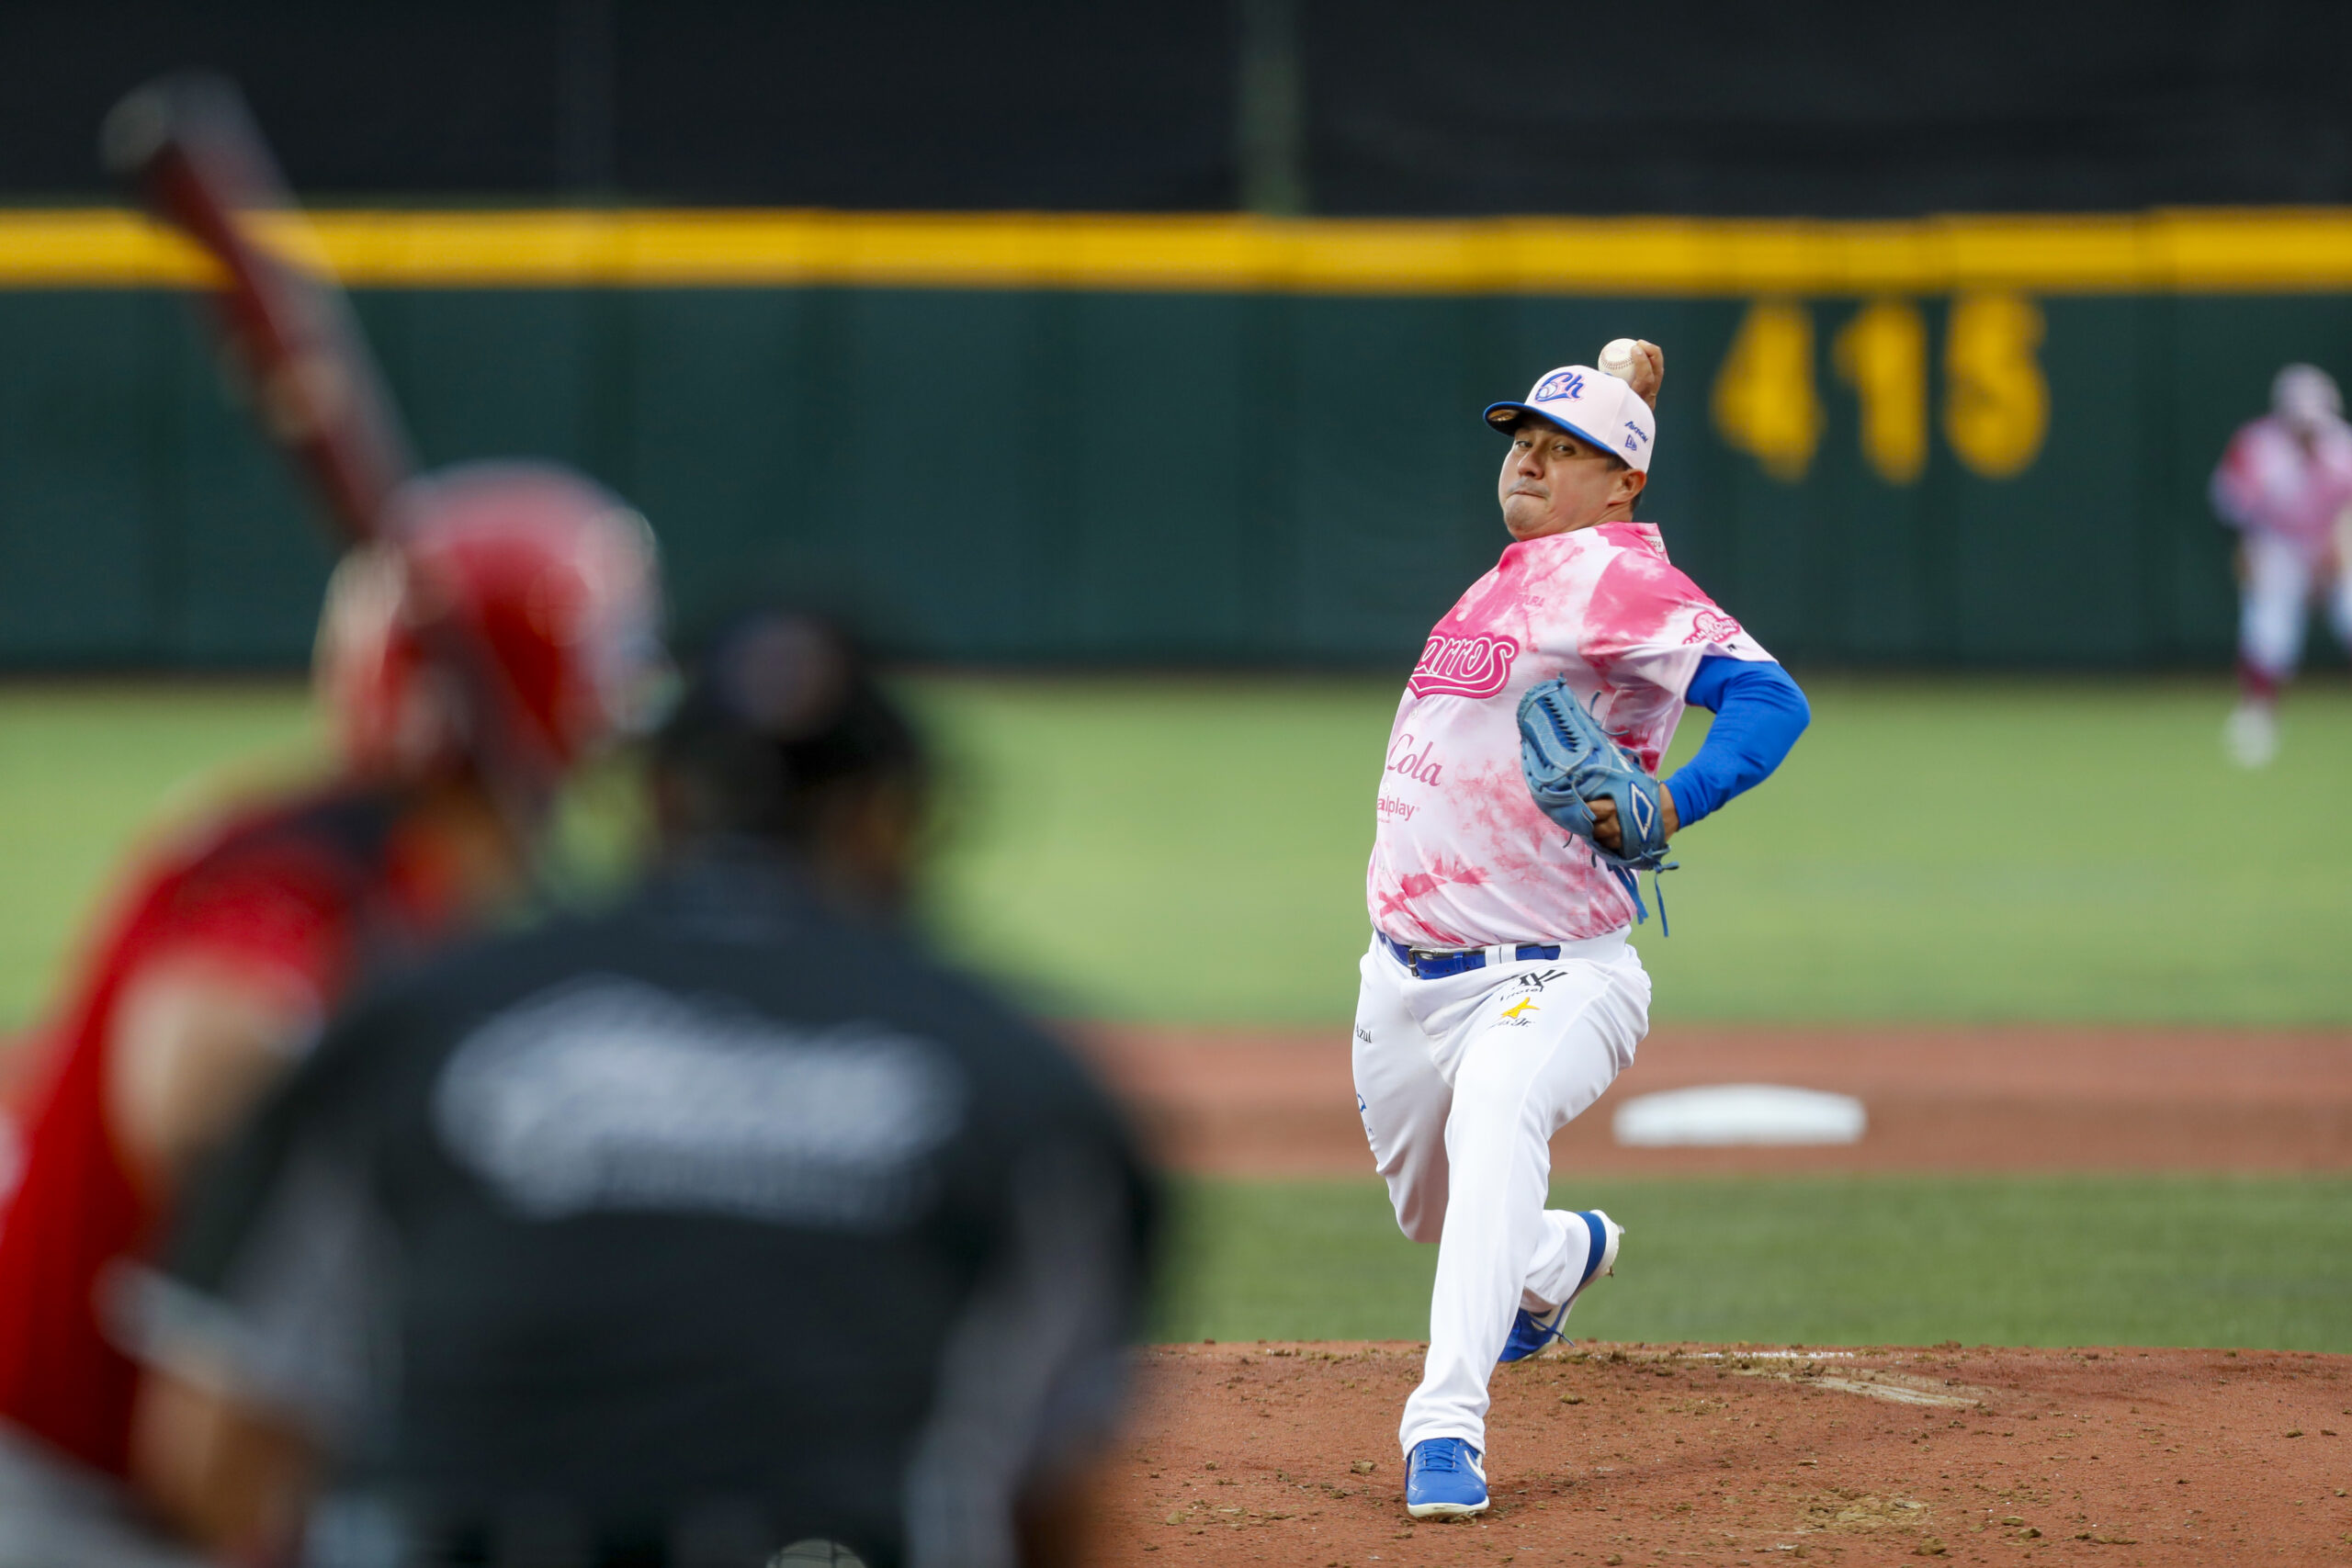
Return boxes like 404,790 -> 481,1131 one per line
137,845 -> 1158,1568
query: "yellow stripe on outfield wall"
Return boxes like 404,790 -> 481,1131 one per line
3,207 -> 2351,293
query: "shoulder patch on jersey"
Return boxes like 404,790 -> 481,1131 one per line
1682,609 -> 1745,646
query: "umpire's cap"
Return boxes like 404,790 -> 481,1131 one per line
654,611 -> 923,842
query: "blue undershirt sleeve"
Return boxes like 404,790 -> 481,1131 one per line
1662,655 -> 1810,829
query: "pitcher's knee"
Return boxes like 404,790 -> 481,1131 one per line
1447,1072 -> 1551,1154
1391,1184 -> 1447,1243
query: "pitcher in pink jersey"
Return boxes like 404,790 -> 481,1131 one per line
2210,364 -> 2352,766
1355,344 -> 1811,1521
1368,520 -> 1770,950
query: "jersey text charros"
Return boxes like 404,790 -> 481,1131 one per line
1368,523 -> 1769,948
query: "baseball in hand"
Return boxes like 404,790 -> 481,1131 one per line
1598,339 -> 1643,380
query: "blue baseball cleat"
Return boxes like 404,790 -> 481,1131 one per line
1404,1437 -> 1488,1518
1498,1209 -> 1623,1363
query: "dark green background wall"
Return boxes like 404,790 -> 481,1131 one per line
0,285 -> 2338,670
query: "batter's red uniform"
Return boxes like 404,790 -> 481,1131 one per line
0,788 -> 456,1479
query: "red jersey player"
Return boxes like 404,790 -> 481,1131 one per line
0,462 -> 660,1563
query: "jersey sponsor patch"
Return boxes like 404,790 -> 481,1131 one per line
1682,609 -> 1745,646
435,976 -> 965,1231
1408,633 -> 1520,700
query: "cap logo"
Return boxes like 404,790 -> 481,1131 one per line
1623,422 -> 1649,447
1534,370 -> 1584,401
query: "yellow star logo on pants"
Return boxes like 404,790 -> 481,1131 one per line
1501,997 -> 1541,1021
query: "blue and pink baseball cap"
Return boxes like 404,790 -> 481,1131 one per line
1485,365 -> 1657,472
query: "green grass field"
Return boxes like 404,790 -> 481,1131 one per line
1155,1175 -> 2352,1352
6,674 -> 2349,1030
4,675 -> 2346,1352
914,671 -> 2352,1028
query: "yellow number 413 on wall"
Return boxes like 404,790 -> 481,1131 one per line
1710,293 -> 2049,485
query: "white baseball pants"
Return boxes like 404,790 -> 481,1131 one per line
1351,931 -> 1649,1458
2240,530 -> 2352,682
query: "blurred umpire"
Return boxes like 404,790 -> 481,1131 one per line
121,612 -> 1159,1568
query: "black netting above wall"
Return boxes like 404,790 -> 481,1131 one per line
5,0 -> 2352,214
0,0 -> 1239,208
1300,0 -> 2352,217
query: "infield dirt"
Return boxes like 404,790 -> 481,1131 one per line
1095,1341 -> 2352,1565
1077,1024 -> 2352,1175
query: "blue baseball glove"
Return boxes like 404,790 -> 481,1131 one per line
1517,676 -> 1676,873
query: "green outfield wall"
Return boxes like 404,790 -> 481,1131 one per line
2,209 -> 2346,669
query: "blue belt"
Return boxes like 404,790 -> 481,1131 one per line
1383,935 -> 1561,980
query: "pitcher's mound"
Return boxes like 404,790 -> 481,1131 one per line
1099,1342 -> 2350,1565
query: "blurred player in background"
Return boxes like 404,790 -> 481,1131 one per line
122,611 -> 1159,1568
0,464 -> 660,1567
2211,363 -> 2352,767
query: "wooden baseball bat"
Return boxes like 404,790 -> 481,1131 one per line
100,73 -> 570,829
101,71 -> 415,545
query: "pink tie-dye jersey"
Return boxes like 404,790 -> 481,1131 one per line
1368,522 -> 1771,948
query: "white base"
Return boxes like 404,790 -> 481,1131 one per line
1612,1083 -> 1867,1146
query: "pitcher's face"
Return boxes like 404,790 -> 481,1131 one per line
1497,419 -> 1645,540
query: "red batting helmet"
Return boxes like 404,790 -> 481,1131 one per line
314,461 -> 662,789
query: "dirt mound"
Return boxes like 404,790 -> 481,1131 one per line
1095,1341 -> 2352,1564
